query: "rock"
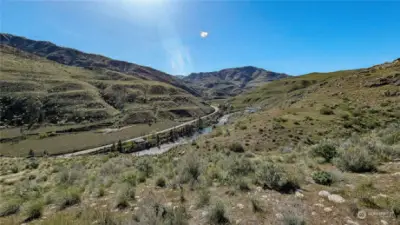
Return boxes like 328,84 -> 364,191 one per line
256,186 -> 262,192
314,203 -> 324,208
346,220 -> 359,225
328,194 -> 345,203
201,211 -> 208,218
166,202 -> 173,207
237,203 -> 244,209
393,172 -> 400,176
236,219 -> 241,224
318,190 -> 331,197
380,220 -> 388,225
134,207 -> 139,211
261,195 -> 268,199
295,191 -> 304,199
323,207 -> 333,212
311,211 -> 317,216
275,213 -> 284,220
189,205 -> 194,210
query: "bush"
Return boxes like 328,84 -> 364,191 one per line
114,184 -> 135,209
237,178 -> 250,192
320,107 -> 334,115
229,142 -> 245,153
137,172 -> 147,183
155,177 -> 166,188
56,168 -> 81,186
0,198 -> 22,217
179,153 -> 202,185
208,201 -> 229,225
120,172 -> 136,187
250,197 -> 263,213
22,200 -> 44,222
311,142 -> 337,162
256,162 -> 299,193
196,188 -> 210,208
54,188 -> 81,210
312,171 -> 333,185
136,158 -> 153,177
228,156 -> 254,177
335,146 -> 377,173
26,160 -> 39,169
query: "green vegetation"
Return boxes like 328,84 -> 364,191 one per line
208,201 -> 229,225
312,171 -> 333,185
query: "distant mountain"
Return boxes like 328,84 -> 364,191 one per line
0,33 -> 200,97
183,66 -> 289,98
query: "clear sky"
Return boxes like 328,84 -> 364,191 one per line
1,1 -> 399,75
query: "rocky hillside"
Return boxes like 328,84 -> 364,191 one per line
0,40 -> 213,128
0,33 -> 199,97
183,66 -> 289,98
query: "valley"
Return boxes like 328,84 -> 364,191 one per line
0,35 -> 399,225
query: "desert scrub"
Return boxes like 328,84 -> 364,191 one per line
0,198 -> 23,217
311,141 -> 337,162
155,176 -> 166,188
196,188 -> 211,208
229,142 -> 245,153
120,171 -> 136,187
178,152 -> 202,185
53,187 -> 82,210
250,197 -> 264,213
208,201 -> 229,225
334,146 -> 377,173
228,156 -> 254,178
312,171 -> 333,185
256,162 -> 299,193
135,157 -> 153,177
114,183 -> 135,209
320,106 -> 334,115
22,200 -> 44,222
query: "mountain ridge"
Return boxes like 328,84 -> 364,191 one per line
0,33 -> 200,97
183,66 -> 290,98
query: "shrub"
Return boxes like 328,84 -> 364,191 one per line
228,156 -> 254,177
382,131 -> 400,145
22,200 -> 44,222
312,171 -> 333,185
10,165 -> 19,174
392,200 -> 400,218
229,142 -> 245,153
208,201 -> 229,225
196,188 -> 210,208
179,153 -> 202,185
155,177 -> 166,188
136,158 -> 153,177
54,188 -> 81,210
114,184 -> 135,209
250,197 -> 263,213
237,178 -> 250,192
0,198 -> 22,217
137,172 -> 147,183
335,146 -> 377,173
56,168 -> 81,186
311,142 -> 337,162
256,162 -> 299,193
120,172 -> 136,187
282,203 -> 306,225
26,160 -> 39,169
320,107 -> 334,115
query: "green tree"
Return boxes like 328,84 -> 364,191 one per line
117,140 -> 123,153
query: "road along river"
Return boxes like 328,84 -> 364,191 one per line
61,106 -> 221,157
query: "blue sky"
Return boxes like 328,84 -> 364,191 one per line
1,1 -> 399,75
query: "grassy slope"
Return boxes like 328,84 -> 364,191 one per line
0,60 -> 399,225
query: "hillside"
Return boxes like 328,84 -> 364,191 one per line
183,66 -> 289,99
0,59 -> 399,225
0,33 -> 200,97
0,44 -> 212,127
